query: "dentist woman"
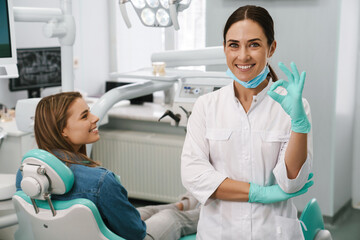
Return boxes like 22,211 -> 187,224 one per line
181,5 -> 313,240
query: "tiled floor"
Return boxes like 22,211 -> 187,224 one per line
325,207 -> 360,240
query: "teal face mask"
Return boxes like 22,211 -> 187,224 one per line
226,65 -> 270,89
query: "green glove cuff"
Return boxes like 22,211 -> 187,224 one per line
291,117 -> 311,133
248,182 -> 260,203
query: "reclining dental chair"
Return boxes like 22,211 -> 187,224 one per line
13,149 -> 198,240
300,199 -> 333,240
12,149 -> 125,240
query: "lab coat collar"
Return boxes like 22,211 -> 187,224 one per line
230,78 -> 274,105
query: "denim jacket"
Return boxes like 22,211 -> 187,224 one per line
16,163 -> 147,240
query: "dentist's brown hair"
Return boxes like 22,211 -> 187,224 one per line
223,5 -> 278,81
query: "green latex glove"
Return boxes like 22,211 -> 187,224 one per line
267,62 -> 311,133
248,173 -> 314,204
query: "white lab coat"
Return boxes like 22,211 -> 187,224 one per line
181,80 -> 313,240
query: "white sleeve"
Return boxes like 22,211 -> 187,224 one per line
181,97 -> 227,205
273,98 -> 313,193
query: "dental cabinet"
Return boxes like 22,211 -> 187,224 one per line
0,120 -> 36,174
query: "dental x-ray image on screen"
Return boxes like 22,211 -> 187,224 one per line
9,47 -> 61,98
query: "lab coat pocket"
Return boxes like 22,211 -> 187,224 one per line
275,216 -> 304,240
205,129 -> 232,141
261,132 -> 290,161
205,129 -> 233,163
261,132 -> 290,143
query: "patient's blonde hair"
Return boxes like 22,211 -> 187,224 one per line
34,92 -> 100,167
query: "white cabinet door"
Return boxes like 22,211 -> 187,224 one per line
0,133 -> 37,174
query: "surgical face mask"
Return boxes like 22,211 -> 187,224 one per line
226,65 -> 270,89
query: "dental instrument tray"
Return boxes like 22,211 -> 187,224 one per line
109,68 -> 180,82
109,68 -> 231,82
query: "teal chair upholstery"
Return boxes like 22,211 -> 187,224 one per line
300,198 -> 332,240
180,233 -> 196,240
179,234 -> 196,240
13,149 -> 125,240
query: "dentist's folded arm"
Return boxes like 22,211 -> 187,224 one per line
211,173 -> 314,204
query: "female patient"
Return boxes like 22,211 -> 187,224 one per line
15,91 -> 199,240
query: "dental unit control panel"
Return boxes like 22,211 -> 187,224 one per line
168,76 -> 232,127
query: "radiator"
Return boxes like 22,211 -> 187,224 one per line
92,129 -> 187,203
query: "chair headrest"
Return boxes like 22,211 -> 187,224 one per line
20,149 -> 74,200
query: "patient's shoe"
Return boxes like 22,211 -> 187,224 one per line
179,192 -> 199,211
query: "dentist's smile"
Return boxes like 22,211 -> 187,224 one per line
235,64 -> 255,71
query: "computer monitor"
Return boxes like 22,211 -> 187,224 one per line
0,0 -> 19,79
9,47 -> 61,98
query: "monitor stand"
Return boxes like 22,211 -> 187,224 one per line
0,64 -> 19,79
27,89 -> 41,98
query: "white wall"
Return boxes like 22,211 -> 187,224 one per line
72,0 -> 109,96
205,0 -> 356,217
333,0 -> 359,214
353,54 -> 360,207
351,2 -> 360,209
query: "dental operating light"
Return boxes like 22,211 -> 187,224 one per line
147,0 -> 159,8
119,0 -> 191,30
160,0 -> 169,9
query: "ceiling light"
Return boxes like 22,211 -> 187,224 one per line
156,8 -> 170,26
119,0 -> 191,30
141,8 -> 155,26
159,0 -> 169,9
131,0 -> 146,9
146,0 -> 159,8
